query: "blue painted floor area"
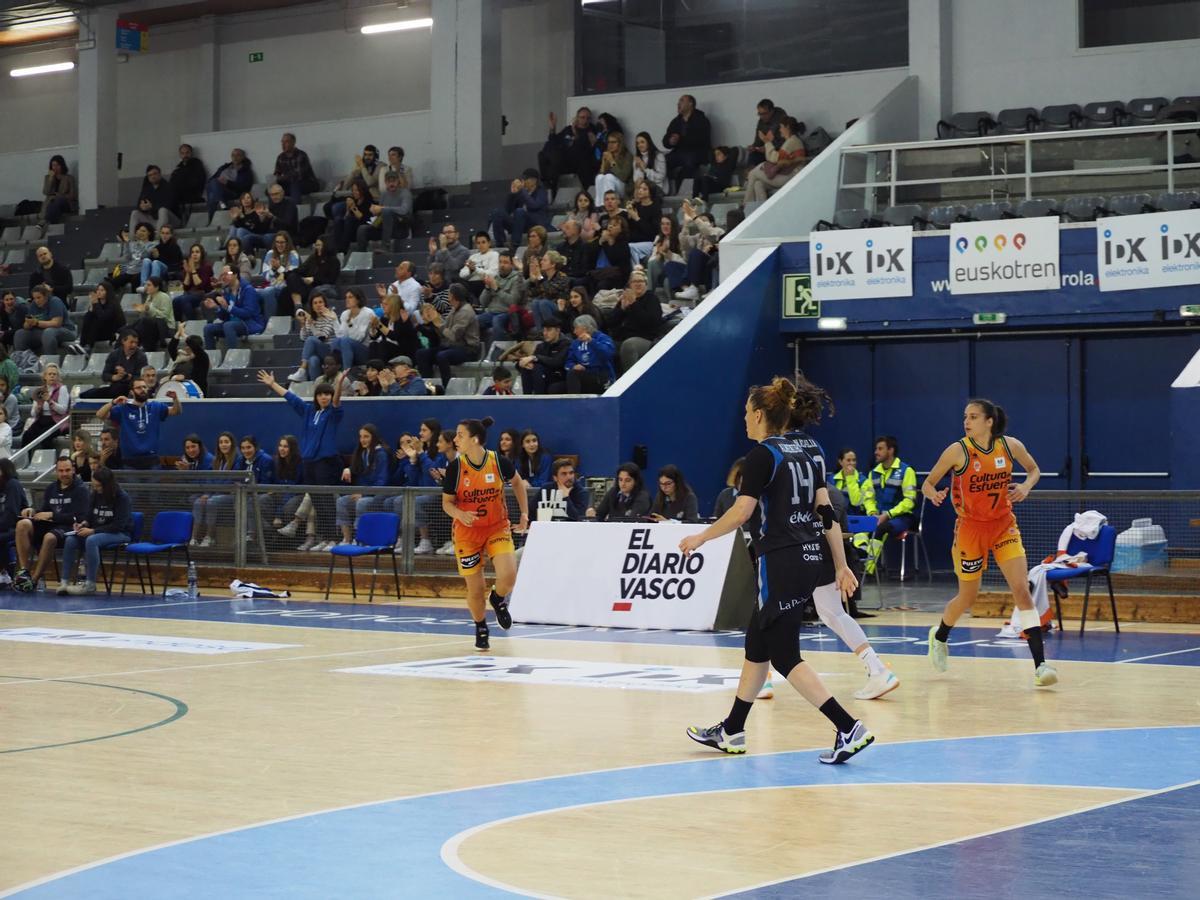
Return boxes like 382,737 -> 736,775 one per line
2,593 -> 1199,666
730,782 -> 1200,899
12,727 -> 1200,899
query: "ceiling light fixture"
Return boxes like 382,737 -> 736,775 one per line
11,61 -> 75,78
10,14 -> 75,31
361,17 -> 433,34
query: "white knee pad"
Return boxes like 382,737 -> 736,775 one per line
1016,607 -> 1042,631
813,581 -> 869,650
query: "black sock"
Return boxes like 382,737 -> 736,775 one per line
723,697 -> 753,734
935,619 -> 953,643
1025,625 -> 1045,667
818,698 -> 857,735
475,618 -> 488,632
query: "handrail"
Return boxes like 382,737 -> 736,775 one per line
842,119 -> 1200,153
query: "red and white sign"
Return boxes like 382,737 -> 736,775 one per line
510,522 -> 736,629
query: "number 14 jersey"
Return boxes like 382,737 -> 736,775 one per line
951,437 -> 1013,522
739,435 -> 827,555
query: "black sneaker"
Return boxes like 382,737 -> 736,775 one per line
474,621 -> 490,652
489,589 -> 512,630
14,569 -> 34,593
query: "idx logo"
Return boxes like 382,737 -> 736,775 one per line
955,233 -> 1027,253
1159,223 -> 1200,260
1102,229 -> 1146,264
864,236 -> 905,273
813,241 -> 852,276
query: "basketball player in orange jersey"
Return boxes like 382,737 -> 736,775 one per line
923,399 -> 1058,686
442,416 -> 529,651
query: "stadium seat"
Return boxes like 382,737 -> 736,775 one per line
209,210 -> 234,229
1099,193 -> 1154,217
1039,103 -> 1083,130
445,377 -> 477,396
936,111 -> 994,139
183,319 -> 207,338
1016,198 -> 1061,218
343,251 -> 374,271
247,315 -> 293,347
323,512 -> 401,603
4,249 -> 27,266
99,511 -> 144,596
967,201 -> 1017,221
213,348 -> 250,370
880,204 -> 925,228
292,381 -> 315,398
1125,97 -> 1168,125
925,204 -> 970,229
144,351 -> 168,369
200,235 -> 224,254
1156,98 -> 1199,123
121,510 -> 193,598
814,208 -> 879,231
37,355 -> 62,371
120,293 -> 141,313
993,107 -> 1041,134
17,448 -> 57,480
86,351 -> 109,373
84,267 -> 109,285
59,354 -> 88,376
1060,195 -> 1107,222
85,243 -> 123,266
1152,190 -> 1200,211
1046,525 -> 1118,635
1081,101 -> 1126,128
0,225 -> 21,244
20,225 -> 42,242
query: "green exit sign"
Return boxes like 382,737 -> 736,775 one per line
248,51 -> 264,63
1181,304 -> 1200,318
782,274 -> 818,318
972,312 -> 1007,325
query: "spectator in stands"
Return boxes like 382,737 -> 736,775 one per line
0,407 -> 11,458
289,292 -> 339,383
587,461 -> 650,521
459,231 -> 500,299
662,94 -> 712,194
228,191 -> 273,250
333,288 -> 377,372
376,260 -> 423,321
235,434 -> 274,485
490,169 -> 551,249
555,219 -> 596,285
381,356 -> 426,396
0,353 -> 19,408
539,107 -> 600,199
0,458 -> 28,580
422,264 -> 453,315
141,364 -> 159,395
646,215 -> 685,300
594,132 -> 634,204
257,369 -> 348,552
204,266 -> 264,350
395,422 -> 452,555
352,359 -> 387,397
96,376 -> 181,470
67,430 -> 93,481
0,291 -> 27,348
57,465 -> 133,595
483,366 -> 515,396
746,99 -> 787,167
12,456 -> 88,592
367,293 -> 420,362
594,113 -> 625,165
256,231 -> 300,318
497,429 -> 520,465
95,427 -> 122,470
130,164 -> 182,233
190,431 -> 236,547
357,170 -> 413,251
169,143 -> 207,206
166,327 -> 210,396
626,179 -> 662,265
146,224 -> 184,282
336,424 -> 390,544
205,148 -> 253,218
131,275 -> 175,352
270,435 -> 315,546
78,280 -> 125,351
477,250 -> 525,340
632,132 -> 668,194
428,223 -> 470,274
221,236 -> 255,280
650,464 -> 699,521
864,434 -> 917,577
563,314 -> 615,394
596,189 -> 627,232
15,284 -> 76,357
29,246 -> 74,302
695,145 -> 737,201
377,146 -> 413,195
175,434 -> 213,471
675,203 -> 725,301
608,270 -> 661,371
82,329 -> 145,400
172,243 -> 213,323
521,226 -> 550,276
331,179 -> 373,254
260,183 -> 299,245
744,116 -> 806,202
517,430 -> 552,485
555,285 -> 602,335
587,215 -> 632,293
39,155 -> 77,226
564,190 -> 600,241
272,132 -> 319,205
335,145 -> 381,199
543,458 -> 589,520
286,236 -> 340,312
415,284 -> 480,384
527,250 -> 570,331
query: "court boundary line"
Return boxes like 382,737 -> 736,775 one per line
438,781 -> 1141,899
699,778 -> 1200,899
2,724 -> 1196,898
1114,645 -> 1200,664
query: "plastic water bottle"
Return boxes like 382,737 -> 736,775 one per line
187,562 -> 199,601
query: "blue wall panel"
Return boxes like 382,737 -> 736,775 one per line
796,342 -> 874,464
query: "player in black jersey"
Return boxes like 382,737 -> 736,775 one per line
681,377 -> 874,764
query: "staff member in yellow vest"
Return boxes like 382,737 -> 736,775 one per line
831,447 -> 876,558
865,435 -> 917,575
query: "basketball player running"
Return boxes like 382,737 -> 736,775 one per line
682,378 -> 873,764
442,416 -> 530,651
784,376 -> 899,700
923,399 -> 1058,686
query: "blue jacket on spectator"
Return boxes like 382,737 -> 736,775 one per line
352,447 -> 391,487
89,488 -> 134,535
284,391 -> 344,461
387,375 -> 427,397
399,451 -> 449,487
0,478 -> 29,531
41,476 -> 90,528
521,453 -> 552,487
566,330 -> 617,383
218,277 -> 265,335
181,449 -> 214,471
235,448 -> 275,484
506,185 -> 551,230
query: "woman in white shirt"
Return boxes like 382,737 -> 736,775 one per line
256,231 -> 301,318
23,364 -> 71,447
459,231 -> 501,301
332,287 -> 377,373
288,291 -> 341,383
632,132 -> 667,195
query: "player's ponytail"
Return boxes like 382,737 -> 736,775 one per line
788,373 -> 834,429
459,416 -> 495,444
748,376 -> 797,433
968,398 -> 1007,436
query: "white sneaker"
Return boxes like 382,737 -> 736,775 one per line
435,540 -> 456,555
199,536 -> 214,548
66,581 -> 97,596
55,581 -> 70,596
674,284 -> 699,301
189,537 -> 201,547
296,537 -> 317,552
854,669 -> 900,701
277,520 -> 298,537
286,369 -> 307,383
414,539 -> 434,554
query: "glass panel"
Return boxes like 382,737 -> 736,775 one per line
1080,0 -> 1200,48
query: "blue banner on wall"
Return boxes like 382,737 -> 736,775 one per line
116,19 -> 148,52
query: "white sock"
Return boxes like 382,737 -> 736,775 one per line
857,646 -> 886,676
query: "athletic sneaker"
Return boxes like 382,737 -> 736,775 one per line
13,569 -> 34,593
286,369 -> 307,383
928,625 -> 949,672
686,722 -> 746,754
296,537 -> 318,552
435,540 -> 456,555
67,581 -> 96,595
1034,663 -> 1059,687
819,720 -> 874,764
475,621 -> 490,651
674,285 -> 699,301
489,589 -> 512,629
277,520 -> 299,537
414,539 -> 434,554
55,581 -> 71,596
199,536 -> 214,548
854,669 -> 900,700
756,680 -> 774,700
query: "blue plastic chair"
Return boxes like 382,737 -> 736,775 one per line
324,512 -> 402,603
100,511 -> 144,596
121,511 -> 194,597
1046,525 -> 1118,634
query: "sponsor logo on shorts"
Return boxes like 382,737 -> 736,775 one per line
960,556 -> 984,573
460,552 -> 481,569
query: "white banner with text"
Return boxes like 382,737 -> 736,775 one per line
948,217 -> 1060,294
808,226 -> 913,301
1097,208 -> 1200,292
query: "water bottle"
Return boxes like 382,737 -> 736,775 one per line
187,562 -> 199,601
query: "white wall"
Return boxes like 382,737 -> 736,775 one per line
500,0 -> 574,147
0,145 -> 77,207
0,45 -> 78,155
949,2 -> 1200,120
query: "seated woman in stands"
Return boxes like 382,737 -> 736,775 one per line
562,314 -> 616,394
367,293 -> 420,362
0,377 -> 19,448
516,430 -> 553,486
256,231 -> 301,319
79,279 -> 126,351
112,223 -> 156,293
288,291 -> 340,383
175,434 -> 213,471
22,363 -> 70,448
625,179 -> 662,266
40,154 -> 77,227
284,235 -> 340,314
565,190 -> 600,241
332,288 -> 377,374
744,116 -> 806,202
172,243 -> 214,323
221,235 -> 256,280
335,424 -> 390,545
190,430 -> 237,547
587,461 -> 651,521
228,192 -> 271,249
131,275 -> 174,352
646,215 -> 685,300
555,285 -> 603,335
331,179 -> 373,254
587,215 -> 632,293
166,325 -> 210,396
594,131 -> 634,203
650,464 -> 699,522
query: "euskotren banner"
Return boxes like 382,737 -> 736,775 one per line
948,217 -> 1060,294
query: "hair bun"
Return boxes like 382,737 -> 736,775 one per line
481,416 -> 495,429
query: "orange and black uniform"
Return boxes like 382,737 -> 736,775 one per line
949,436 -> 1026,580
443,450 -> 517,575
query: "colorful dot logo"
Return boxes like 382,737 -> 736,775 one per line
955,237 -> 969,253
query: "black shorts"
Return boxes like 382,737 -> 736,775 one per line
744,602 -> 810,665
29,520 -> 66,544
753,544 -> 831,625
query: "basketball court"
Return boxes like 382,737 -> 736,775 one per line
3,590 -> 1198,898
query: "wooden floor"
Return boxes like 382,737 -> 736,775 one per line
2,593 -> 1199,899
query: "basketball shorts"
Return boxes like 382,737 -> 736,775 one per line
953,513 -> 1025,581
753,543 -> 830,626
453,525 -> 515,577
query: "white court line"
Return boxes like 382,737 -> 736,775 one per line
1114,645 -> 1200,664
2,724 -> 1195,899
61,598 -> 238,614
699,778 -> 1200,899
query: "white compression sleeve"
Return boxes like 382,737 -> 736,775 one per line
813,581 -> 869,650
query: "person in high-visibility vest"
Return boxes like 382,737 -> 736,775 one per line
865,435 -> 917,575
831,447 -> 876,557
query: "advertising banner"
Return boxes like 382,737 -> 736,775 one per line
1097,208 -> 1200,292
948,217 -> 1060,294
808,226 -> 913,301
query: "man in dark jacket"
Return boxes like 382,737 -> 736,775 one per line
81,329 -> 147,400
263,183 -> 299,239
205,148 -> 254,218
147,224 -> 184,276
273,132 -> 319,205
554,220 -> 596,284
543,458 -> 590,521
129,164 -> 182,233
29,246 -> 74,302
489,169 -> 550,248
746,99 -> 787,167
517,317 -> 571,395
168,143 -> 207,205
606,270 -> 661,372
662,94 -> 712,194
13,456 -> 90,592
538,107 -> 601,199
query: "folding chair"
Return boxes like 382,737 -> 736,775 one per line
99,512 -> 144,596
1046,525 -> 1119,635
324,512 -> 402,603
121,511 -> 193,597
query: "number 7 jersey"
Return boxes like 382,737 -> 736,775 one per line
951,437 -> 1013,522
